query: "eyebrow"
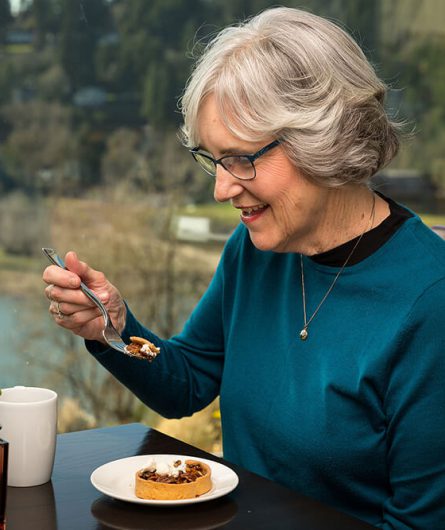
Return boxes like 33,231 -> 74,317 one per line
219,147 -> 249,156
197,145 -> 252,157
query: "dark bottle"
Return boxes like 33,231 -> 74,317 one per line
0,439 -> 8,530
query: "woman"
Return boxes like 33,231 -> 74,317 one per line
43,8 -> 445,528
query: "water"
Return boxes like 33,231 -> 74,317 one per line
0,296 -> 30,387
0,292 -> 193,428
0,295 -> 82,391
0,295 -> 134,428
1,296 -> 48,388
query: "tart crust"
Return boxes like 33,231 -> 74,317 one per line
125,336 -> 160,361
135,459 -> 212,500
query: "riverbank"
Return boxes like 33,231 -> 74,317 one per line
0,269 -> 42,297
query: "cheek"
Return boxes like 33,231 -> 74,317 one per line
269,165 -> 303,209
256,156 -> 315,227
269,178 -> 322,243
274,192 -> 301,233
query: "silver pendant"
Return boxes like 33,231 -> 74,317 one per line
299,328 -> 308,341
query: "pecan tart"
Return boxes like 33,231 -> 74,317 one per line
124,336 -> 160,362
135,458 -> 212,500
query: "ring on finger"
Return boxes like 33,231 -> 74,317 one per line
47,283 -> 55,301
56,302 -> 65,319
50,300 -> 64,319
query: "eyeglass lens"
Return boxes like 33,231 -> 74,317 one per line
222,156 -> 253,178
193,153 -> 254,179
193,153 -> 216,176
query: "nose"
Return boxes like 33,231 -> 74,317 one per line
213,165 -> 244,203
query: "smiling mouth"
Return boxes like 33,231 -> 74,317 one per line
240,204 -> 269,217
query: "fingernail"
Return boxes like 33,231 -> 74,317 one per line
69,277 -> 79,288
99,292 -> 108,302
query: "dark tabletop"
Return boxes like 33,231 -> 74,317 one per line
5,423 -> 374,530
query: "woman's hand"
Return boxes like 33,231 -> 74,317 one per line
42,251 -> 126,343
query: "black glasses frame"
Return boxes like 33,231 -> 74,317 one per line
189,139 -> 281,180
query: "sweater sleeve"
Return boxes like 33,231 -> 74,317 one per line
85,231 -> 235,418
379,277 -> 445,529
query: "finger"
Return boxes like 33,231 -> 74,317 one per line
71,316 -> 106,342
52,307 -> 103,330
71,307 -> 103,326
45,284 -> 55,301
53,300 -> 102,318
65,252 -> 110,304
46,283 -> 98,309
44,252 -> 112,315
65,251 -> 104,288
48,300 -> 66,317
43,264 -> 81,289
49,300 -> 66,321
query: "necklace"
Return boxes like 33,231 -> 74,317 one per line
299,193 -> 376,341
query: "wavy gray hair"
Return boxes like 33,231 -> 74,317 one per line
180,7 -> 401,186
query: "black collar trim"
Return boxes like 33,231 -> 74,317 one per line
309,193 -> 413,267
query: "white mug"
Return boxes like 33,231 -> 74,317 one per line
0,386 -> 57,487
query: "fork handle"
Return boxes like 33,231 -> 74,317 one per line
42,247 -> 109,321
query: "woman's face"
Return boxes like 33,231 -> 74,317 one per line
196,95 -> 331,253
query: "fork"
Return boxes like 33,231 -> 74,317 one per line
42,247 -> 133,356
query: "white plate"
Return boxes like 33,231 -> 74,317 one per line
90,454 -> 239,506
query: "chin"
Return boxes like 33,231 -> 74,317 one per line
248,232 -> 286,253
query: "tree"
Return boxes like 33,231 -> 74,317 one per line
0,100 -> 77,193
0,190 -> 50,255
142,60 -> 171,129
30,0 -> 62,48
0,56 -> 14,105
101,127 -> 143,187
58,0 -> 111,92
0,0 -> 12,42
217,0 -> 276,23
106,0 -> 218,129
298,0 -> 381,64
386,35 -> 445,184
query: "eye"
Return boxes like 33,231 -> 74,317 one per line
236,156 -> 252,168
222,156 -> 237,170
223,156 -> 251,169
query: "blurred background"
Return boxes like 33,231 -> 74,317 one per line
0,0 -> 444,453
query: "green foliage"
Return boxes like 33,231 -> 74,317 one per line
381,27 -> 445,184
0,100 -> 77,192
0,190 -> 50,256
101,127 -> 144,187
0,0 -> 444,197
142,60 -> 170,128
0,0 -> 12,36
0,0 -> 12,32
30,0 -> 62,47
303,0 -> 380,56
108,0 -> 218,126
0,58 -> 14,104
59,0 -> 111,91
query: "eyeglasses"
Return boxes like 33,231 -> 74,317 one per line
189,140 -> 281,180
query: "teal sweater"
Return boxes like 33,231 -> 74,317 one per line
88,214 -> 445,529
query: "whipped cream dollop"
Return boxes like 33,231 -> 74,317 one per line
144,458 -> 187,478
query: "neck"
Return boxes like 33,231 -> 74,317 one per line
302,186 -> 386,256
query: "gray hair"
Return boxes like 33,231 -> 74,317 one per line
179,7 -> 401,187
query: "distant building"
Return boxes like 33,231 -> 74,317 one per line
175,215 -> 228,243
73,87 -> 108,108
5,29 -> 34,45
